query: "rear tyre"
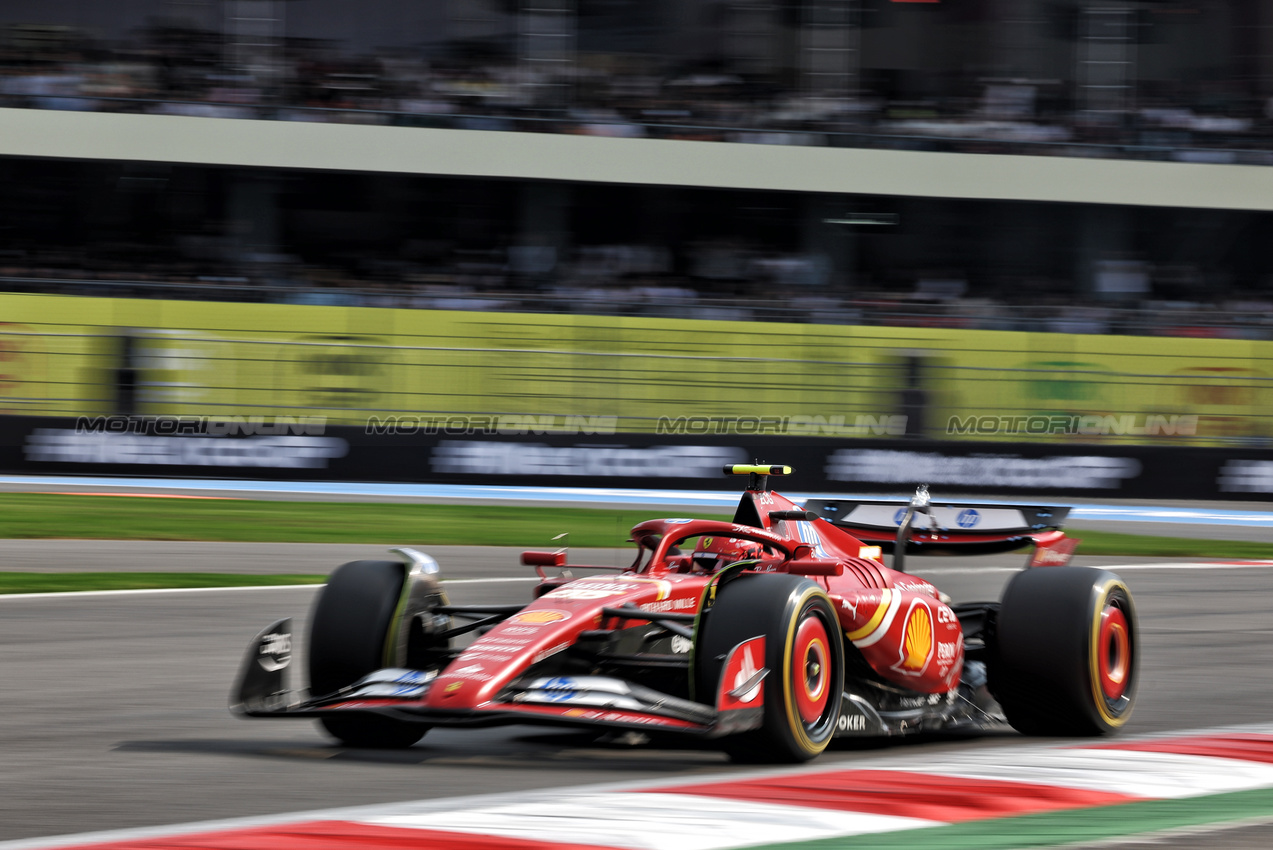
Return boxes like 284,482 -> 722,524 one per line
990,567 -> 1137,736
308,559 -> 428,748
696,573 -> 844,763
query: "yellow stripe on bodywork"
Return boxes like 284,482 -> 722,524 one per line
617,577 -> 672,600
846,589 -> 894,643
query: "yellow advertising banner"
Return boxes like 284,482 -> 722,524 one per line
0,293 -> 1268,443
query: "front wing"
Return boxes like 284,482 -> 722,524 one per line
231,619 -> 764,739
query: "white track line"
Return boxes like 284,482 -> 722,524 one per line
365,792 -> 936,850
914,562 -> 1273,576
4,562 -> 1273,601
0,576 -> 537,601
908,748 -> 1273,799
1108,561 -> 1273,571
446,577 -> 541,583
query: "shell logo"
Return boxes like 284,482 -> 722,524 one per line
510,609 -> 571,625
895,602 -> 934,676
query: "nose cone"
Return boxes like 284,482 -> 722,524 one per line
424,614 -> 573,709
424,575 -> 693,709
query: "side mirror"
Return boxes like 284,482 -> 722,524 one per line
788,559 -> 843,577
521,550 -> 566,567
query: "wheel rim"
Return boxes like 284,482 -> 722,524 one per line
1098,603 -> 1131,701
1085,583 -> 1137,729
792,613 -> 831,725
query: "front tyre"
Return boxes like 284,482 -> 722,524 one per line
308,560 -> 428,748
990,567 -> 1138,736
696,573 -> 844,763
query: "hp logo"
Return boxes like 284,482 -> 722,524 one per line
956,509 -> 981,529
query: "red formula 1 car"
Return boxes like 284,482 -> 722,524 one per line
233,465 -> 1138,762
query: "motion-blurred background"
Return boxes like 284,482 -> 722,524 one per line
1,1 -> 1272,498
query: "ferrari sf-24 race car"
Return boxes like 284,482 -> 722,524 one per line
232,465 -> 1137,763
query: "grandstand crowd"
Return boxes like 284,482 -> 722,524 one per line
2,10 -> 1272,339
3,239 -> 1270,339
2,18 -> 1271,162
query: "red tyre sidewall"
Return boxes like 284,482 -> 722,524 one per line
792,613 -> 832,725
1087,580 -> 1137,729
778,589 -> 842,756
1098,605 -> 1131,701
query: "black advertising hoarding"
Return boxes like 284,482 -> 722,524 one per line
3,414 -> 1273,502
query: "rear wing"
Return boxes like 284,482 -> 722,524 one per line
804,490 -> 1078,570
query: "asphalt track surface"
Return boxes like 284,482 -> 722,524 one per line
0,477 -> 1271,847
2,543 -> 1273,845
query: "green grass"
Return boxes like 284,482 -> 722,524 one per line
0,494 -> 1268,596
1069,527 -> 1273,559
0,493 -> 725,548
0,572 -> 326,594
0,494 -> 1267,557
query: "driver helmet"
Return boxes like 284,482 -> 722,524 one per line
691,535 -> 762,573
